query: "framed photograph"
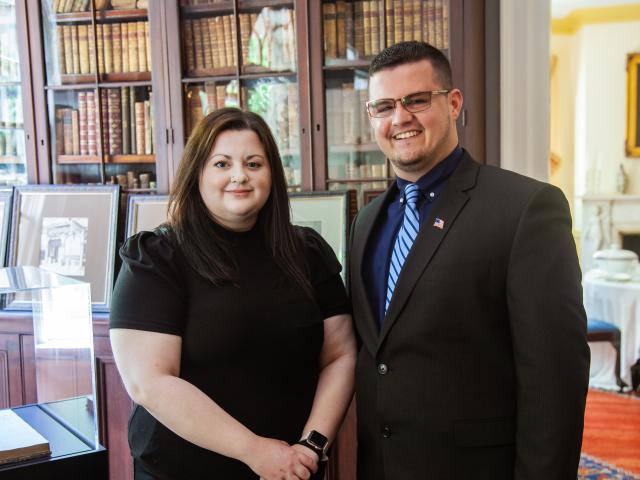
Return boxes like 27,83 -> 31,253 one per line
0,188 -> 13,267
126,194 -> 170,238
363,188 -> 387,206
7,185 -> 119,311
289,191 -> 356,271
626,52 -> 640,156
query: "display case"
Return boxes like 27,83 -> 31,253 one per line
0,1 -> 30,185
166,0 -> 310,191
0,266 -> 98,449
30,0 -> 161,191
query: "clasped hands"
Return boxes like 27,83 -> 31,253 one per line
247,437 -> 319,480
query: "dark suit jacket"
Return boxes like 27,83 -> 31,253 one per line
349,151 -> 590,480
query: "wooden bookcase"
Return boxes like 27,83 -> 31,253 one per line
2,1 -> 498,479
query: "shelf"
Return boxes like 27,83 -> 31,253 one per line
327,177 -> 393,184
185,67 -> 237,79
0,155 -> 25,164
241,66 -> 297,78
329,143 -> 380,153
0,123 -> 25,130
57,154 -> 155,165
181,2 -> 234,16
57,72 -> 151,86
55,9 -> 148,23
324,59 -> 372,71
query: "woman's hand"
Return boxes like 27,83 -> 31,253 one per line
246,437 -> 318,480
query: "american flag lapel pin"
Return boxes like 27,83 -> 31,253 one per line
433,218 -> 445,229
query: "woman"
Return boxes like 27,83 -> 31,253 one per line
110,108 -> 356,479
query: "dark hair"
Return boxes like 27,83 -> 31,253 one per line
168,108 -> 311,296
369,41 -> 452,88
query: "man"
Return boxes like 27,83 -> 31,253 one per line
348,41 -> 589,479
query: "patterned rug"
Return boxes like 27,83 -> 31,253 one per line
579,454 -> 640,479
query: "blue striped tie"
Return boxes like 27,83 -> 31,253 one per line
385,183 -> 421,313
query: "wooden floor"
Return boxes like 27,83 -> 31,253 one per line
582,389 -> 640,475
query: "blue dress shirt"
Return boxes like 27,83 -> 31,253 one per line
363,146 -> 463,329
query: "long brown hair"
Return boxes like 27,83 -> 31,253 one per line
168,108 -> 311,296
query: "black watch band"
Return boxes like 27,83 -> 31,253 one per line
297,430 -> 329,461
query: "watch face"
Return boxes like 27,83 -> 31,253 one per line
308,430 -> 328,449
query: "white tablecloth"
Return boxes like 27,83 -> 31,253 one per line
583,270 -> 640,389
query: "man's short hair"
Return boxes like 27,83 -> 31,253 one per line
369,41 -> 453,89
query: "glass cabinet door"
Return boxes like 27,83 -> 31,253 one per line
321,0 -> 449,205
0,0 -> 28,185
40,0 -> 157,190
177,0 -> 302,191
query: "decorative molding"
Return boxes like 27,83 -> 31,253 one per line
552,5 -> 640,35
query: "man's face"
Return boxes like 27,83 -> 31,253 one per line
368,60 -> 463,181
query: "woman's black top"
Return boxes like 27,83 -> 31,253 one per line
109,223 -> 349,479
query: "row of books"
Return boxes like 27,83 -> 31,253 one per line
54,87 -> 154,157
186,80 -> 299,151
0,31 -> 20,82
0,130 -> 20,157
326,83 -> 372,146
0,89 -> 24,128
55,21 -> 151,76
328,160 -> 387,181
182,8 -> 296,74
52,0 -> 148,13
323,0 -> 449,60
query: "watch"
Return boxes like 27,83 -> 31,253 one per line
297,430 -> 329,461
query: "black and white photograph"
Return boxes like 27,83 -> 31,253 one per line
39,217 -> 88,276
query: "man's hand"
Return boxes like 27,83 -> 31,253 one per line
246,437 -> 318,480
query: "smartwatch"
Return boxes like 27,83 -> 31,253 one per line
297,430 -> 329,461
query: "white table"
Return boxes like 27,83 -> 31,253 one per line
583,270 -> 640,389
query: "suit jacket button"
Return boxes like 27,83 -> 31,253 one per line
382,427 -> 392,438
377,363 -> 388,375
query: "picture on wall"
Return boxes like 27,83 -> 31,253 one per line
7,185 -> 119,311
626,52 -> 640,156
125,194 -> 169,238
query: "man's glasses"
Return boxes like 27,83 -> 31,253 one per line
365,90 -> 451,118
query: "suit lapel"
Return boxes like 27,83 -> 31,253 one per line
351,186 -> 397,355
377,153 -> 480,351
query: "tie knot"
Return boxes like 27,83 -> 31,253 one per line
404,183 -> 420,205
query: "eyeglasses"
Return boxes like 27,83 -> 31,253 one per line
365,90 -> 451,118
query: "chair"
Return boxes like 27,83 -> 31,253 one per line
587,318 -> 624,390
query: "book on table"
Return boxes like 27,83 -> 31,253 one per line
0,409 -> 51,465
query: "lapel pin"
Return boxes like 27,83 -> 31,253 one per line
433,218 -> 445,229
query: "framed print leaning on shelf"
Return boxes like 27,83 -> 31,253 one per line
627,52 -> 640,156
0,188 -> 13,267
7,185 -> 119,311
289,191 -> 356,272
125,194 -> 170,238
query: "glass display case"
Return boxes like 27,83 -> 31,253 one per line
0,0 -> 28,185
320,0 -> 449,205
39,0 -> 156,190
177,0 -> 303,191
0,266 -> 98,450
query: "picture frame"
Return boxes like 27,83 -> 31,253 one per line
0,188 -> 13,267
362,188 -> 387,206
7,185 -> 119,311
626,52 -> 640,157
289,190 -> 357,272
125,194 -> 170,239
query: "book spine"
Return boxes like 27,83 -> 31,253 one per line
129,86 -> 136,154
183,19 -> 195,73
345,2 -> 354,56
112,23 -> 122,73
86,92 -> 97,155
402,0 -> 413,41
435,0 -> 443,48
354,1 -> 364,58
77,24 -> 89,74
121,23 -> 129,72
62,108 -> 73,154
323,3 -> 337,60
145,21 -> 151,70
192,18 -> 204,70
412,0 -> 422,41
96,24 -> 105,74
88,24 -> 96,73
385,0 -> 394,48
239,14 -> 250,67
230,14 -> 237,66
55,108 -> 64,155
215,84 -> 226,109
121,86 -> 130,154
363,1 -> 371,57
358,88 -> 370,143
202,18 -> 213,69
144,98 -> 152,154
103,23 -> 112,74
393,0 -> 403,45
137,21 -> 147,72
442,0 -> 449,49
204,82 -> 216,115
426,0 -> 436,45
336,1 -> 346,58
56,25 -> 66,75
128,22 -> 139,72
108,88 -> 122,155
342,82 -> 357,144
370,1 -> 380,55
135,101 -> 145,155
100,89 -> 110,155
78,91 -> 88,155
71,109 -> 80,154
70,25 -> 80,74
216,16 -> 226,68
223,15 -> 234,67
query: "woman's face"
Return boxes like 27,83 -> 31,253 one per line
199,129 -> 272,232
